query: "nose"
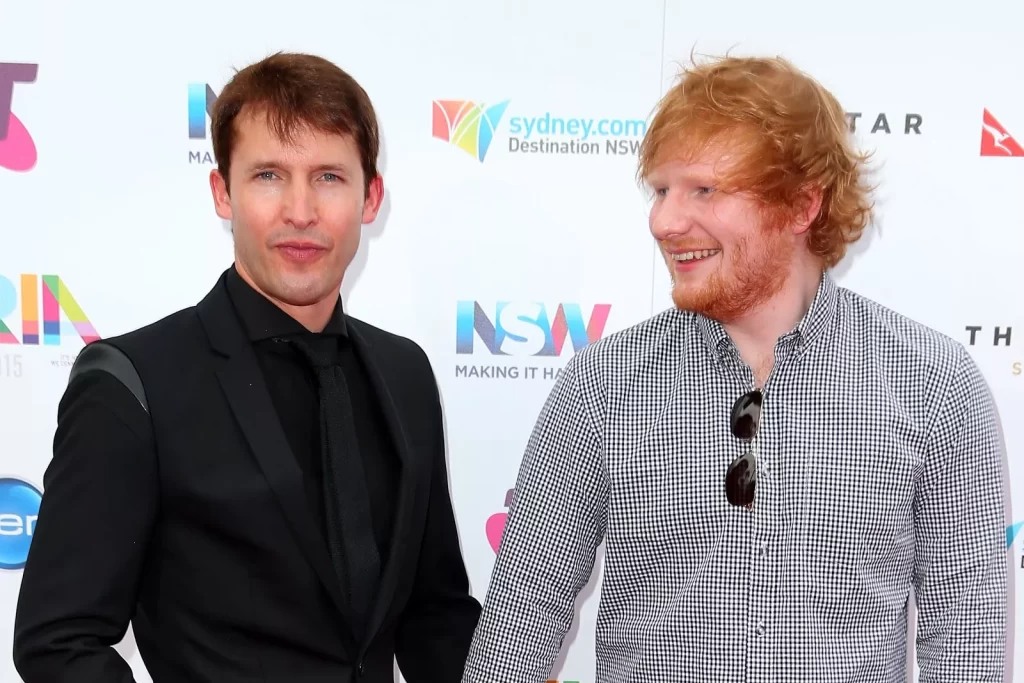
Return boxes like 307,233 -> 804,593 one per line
649,195 -> 696,241
281,180 -> 317,229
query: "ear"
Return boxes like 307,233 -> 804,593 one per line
361,174 -> 384,224
210,169 -> 232,221
791,186 -> 823,236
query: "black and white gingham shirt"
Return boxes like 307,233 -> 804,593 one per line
461,272 -> 1007,683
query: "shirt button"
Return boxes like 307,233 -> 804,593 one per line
758,540 -> 768,556
755,622 -> 765,637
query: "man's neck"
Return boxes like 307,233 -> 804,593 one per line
234,262 -> 340,333
276,297 -> 338,333
722,264 -> 823,387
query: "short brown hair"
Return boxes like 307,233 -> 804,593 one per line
211,52 -> 380,195
639,54 -> 875,269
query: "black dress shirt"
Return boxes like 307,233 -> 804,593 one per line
224,266 -> 400,568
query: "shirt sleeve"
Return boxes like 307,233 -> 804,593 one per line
461,354 -> 609,683
913,347 -> 1008,682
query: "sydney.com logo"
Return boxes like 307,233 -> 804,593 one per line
432,99 -> 647,162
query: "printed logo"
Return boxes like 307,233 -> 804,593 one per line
454,301 -> 611,380
188,82 -> 218,140
432,100 -> 510,162
0,62 -> 39,172
964,324 -> 1019,377
486,488 -> 514,554
0,478 -> 42,570
845,111 -> 923,135
0,274 -> 99,346
980,109 -> 1024,157
1007,522 -> 1023,548
456,301 -> 611,356
432,98 -> 647,160
187,82 -> 218,164
1007,523 -> 1024,570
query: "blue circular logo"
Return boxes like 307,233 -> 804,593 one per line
0,478 -> 43,570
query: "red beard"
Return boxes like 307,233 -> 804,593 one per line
667,226 -> 794,324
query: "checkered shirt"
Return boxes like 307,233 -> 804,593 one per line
461,272 -> 1007,683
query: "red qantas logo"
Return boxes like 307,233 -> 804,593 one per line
981,109 -> 1024,157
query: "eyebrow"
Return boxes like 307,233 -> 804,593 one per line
647,171 -> 719,186
243,161 -> 352,174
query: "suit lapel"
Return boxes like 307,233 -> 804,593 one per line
347,322 -> 424,645
196,275 -> 357,638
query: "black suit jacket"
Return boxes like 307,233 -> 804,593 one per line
13,271 -> 481,683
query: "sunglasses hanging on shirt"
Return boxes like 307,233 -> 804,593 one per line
725,389 -> 762,507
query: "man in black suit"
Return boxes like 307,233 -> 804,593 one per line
13,52 -> 481,683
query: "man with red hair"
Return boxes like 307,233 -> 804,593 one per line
462,55 -> 1007,683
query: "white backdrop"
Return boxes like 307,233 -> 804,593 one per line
2,1 -> 1022,681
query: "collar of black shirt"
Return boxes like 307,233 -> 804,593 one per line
225,264 -> 348,343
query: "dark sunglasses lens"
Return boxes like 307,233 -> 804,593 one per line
730,390 -> 762,440
726,451 -> 756,506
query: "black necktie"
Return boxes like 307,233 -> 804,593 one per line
289,335 -> 381,634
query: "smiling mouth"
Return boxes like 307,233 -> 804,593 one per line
670,249 -> 721,262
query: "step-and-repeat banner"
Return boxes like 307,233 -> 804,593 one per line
2,1 -> 1022,681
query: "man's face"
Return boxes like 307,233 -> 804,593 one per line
647,149 -> 795,323
210,111 -> 382,313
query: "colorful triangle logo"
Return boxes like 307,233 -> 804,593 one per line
432,99 -> 510,162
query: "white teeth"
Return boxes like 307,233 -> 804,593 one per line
672,249 -> 720,261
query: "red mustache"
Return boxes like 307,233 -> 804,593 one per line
661,240 -> 721,253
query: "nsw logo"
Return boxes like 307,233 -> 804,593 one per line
0,477 -> 42,570
456,301 -> 611,357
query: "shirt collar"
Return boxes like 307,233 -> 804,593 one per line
695,271 -> 839,359
225,264 -> 348,342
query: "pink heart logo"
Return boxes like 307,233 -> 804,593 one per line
485,513 -> 507,553
485,488 -> 514,554
0,113 -> 37,172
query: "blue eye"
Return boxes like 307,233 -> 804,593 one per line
257,171 -> 276,181
322,173 -> 339,182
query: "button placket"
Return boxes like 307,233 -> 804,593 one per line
744,404 -> 777,683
